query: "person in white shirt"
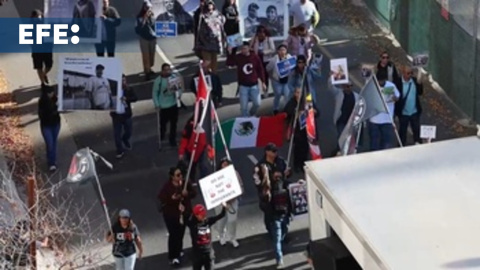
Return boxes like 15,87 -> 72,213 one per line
368,73 -> 399,151
289,0 -> 319,33
85,64 -> 113,110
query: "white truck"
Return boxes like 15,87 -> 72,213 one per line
305,136 -> 480,270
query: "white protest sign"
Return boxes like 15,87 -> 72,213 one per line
420,125 -> 436,139
199,165 -> 243,210
412,53 -> 429,68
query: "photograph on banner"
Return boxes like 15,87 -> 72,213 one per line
167,75 -> 183,92
199,165 -> 243,210
288,182 -> 308,215
44,0 -> 103,43
155,21 -> 178,37
238,0 -> 288,40
276,56 -> 297,78
361,64 -> 374,78
330,58 -> 349,85
227,33 -> 244,48
420,125 -> 436,139
194,74 -> 212,90
412,53 -> 429,68
58,57 -> 123,112
151,0 -> 195,35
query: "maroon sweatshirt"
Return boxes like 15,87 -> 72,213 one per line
235,53 -> 265,87
158,180 -> 196,219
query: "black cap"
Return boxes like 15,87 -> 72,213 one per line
265,143 -> 278,152
248,3 -> 259,11
96,64 -> 105,70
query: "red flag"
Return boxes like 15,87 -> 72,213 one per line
306,97 -> 322,160
189,64 -> 210,162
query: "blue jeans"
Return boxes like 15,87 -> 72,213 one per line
269,216 -> 290,263
368,122 -> 394,151
112,116 -> 132,154
41,124 -> 60,167
113,253 -> 136,270
239,84 -> 261,117
272,80 -> 291,111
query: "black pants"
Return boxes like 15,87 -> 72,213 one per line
399,113 -> 421,145
163,214 -> 186,260
159,105 -> 178,144
193,251 -> 214,270
95,41 -> 116,57
262,61 -> 269,89
293,133 -> 309,171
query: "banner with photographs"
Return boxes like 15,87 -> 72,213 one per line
330,58 -> 349,85
44,0 -> 103,43
238,0 -> 288,41
58,57 -> 123,113
151,0 -> 196,35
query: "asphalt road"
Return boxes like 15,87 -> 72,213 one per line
0,0 -> 414,269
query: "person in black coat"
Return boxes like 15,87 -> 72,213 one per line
190,62 -> 223,107
95,0 -> 121,57
394,65 -> 424,145
193,0 -> 207,53
222,0 -> 239,67
38,85 -> 61,172
376,51 -> 400,84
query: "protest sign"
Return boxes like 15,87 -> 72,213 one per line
361,64 -> 374,78
238,0 -> 288,40
289,182 -> 308,215
330,58 -> 349,85
151,0 -> 195,35
227,33 -> 243,48
276,57 -> 297,78
155,21 -> 177,37
199,165 -> 243,210
412,53 -> 429,68
420,125 -> 436,139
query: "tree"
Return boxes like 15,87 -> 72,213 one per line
0,170 -> 111,270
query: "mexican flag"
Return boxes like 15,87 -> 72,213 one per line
216,113 -> 287,150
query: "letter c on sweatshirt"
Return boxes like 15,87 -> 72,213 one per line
242,63 -> 253,75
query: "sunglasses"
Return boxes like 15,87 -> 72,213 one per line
381,56 -> 389,59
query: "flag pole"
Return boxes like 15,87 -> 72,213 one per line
211,100 -> 231,160
210,102 -> 216,170
286,62 -> 310,166
354,122 -> 363,153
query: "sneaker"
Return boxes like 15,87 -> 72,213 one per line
123,141 -> 132,150
49,165 -> 57,172
219,236 -> 226,246
170,258 -> 180,265
116,152 -> 124,159
276,259 -> 285,269
230,239 -> 239,248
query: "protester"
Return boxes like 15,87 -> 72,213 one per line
135,0 -> 156,81
258,169 -> 292,269
368,73 -> 400,151
249,26 -> 275,89
30,10 -> 53,86
96,0 -> 121,57
110,75 -> 137,159
153,63 -> 182,147
329,79 -> 359,137
283,24 -> 318,62
253,143 -> 290,233
38,85 -> 61,172
267,44 -> 294,114
190,61 -> 223,107
215,158 -> 243,248
222,0 -> 240,68
195,0 -> 226,72
193,0 -> 207,53
284,88 -> 317,173
395,65 -> 423,146
158,167 -> 196,266
106,209 -> 144,270
178,115 -> 211,184
187,203 -> 228,270
287,55 -> 322,103
289,0 -> 319,33
229,42 -> 267,117
376,51 -> 399,83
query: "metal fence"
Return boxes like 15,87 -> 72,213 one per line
364,0 -> 480,122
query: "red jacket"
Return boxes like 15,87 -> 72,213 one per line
179,118 -> 214,162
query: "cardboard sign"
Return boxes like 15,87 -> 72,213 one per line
199,165 -> 243,210
420,125 -> 436,139
155,21 -> 177,37
276,57 -> 297,78
289,182 -> 308,215
412,53 -> 429,68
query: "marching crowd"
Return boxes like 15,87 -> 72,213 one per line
32,0 -> 426,269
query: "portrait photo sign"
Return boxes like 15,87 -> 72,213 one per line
199,165 -> 243,210
44,0 -> 103,43
330,58 -> 349,85
238,0 -> 288,41
57,57 -> 123,113
288,182 -> 308,215
155,21 -> 178,37
151,0 -> 196,35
